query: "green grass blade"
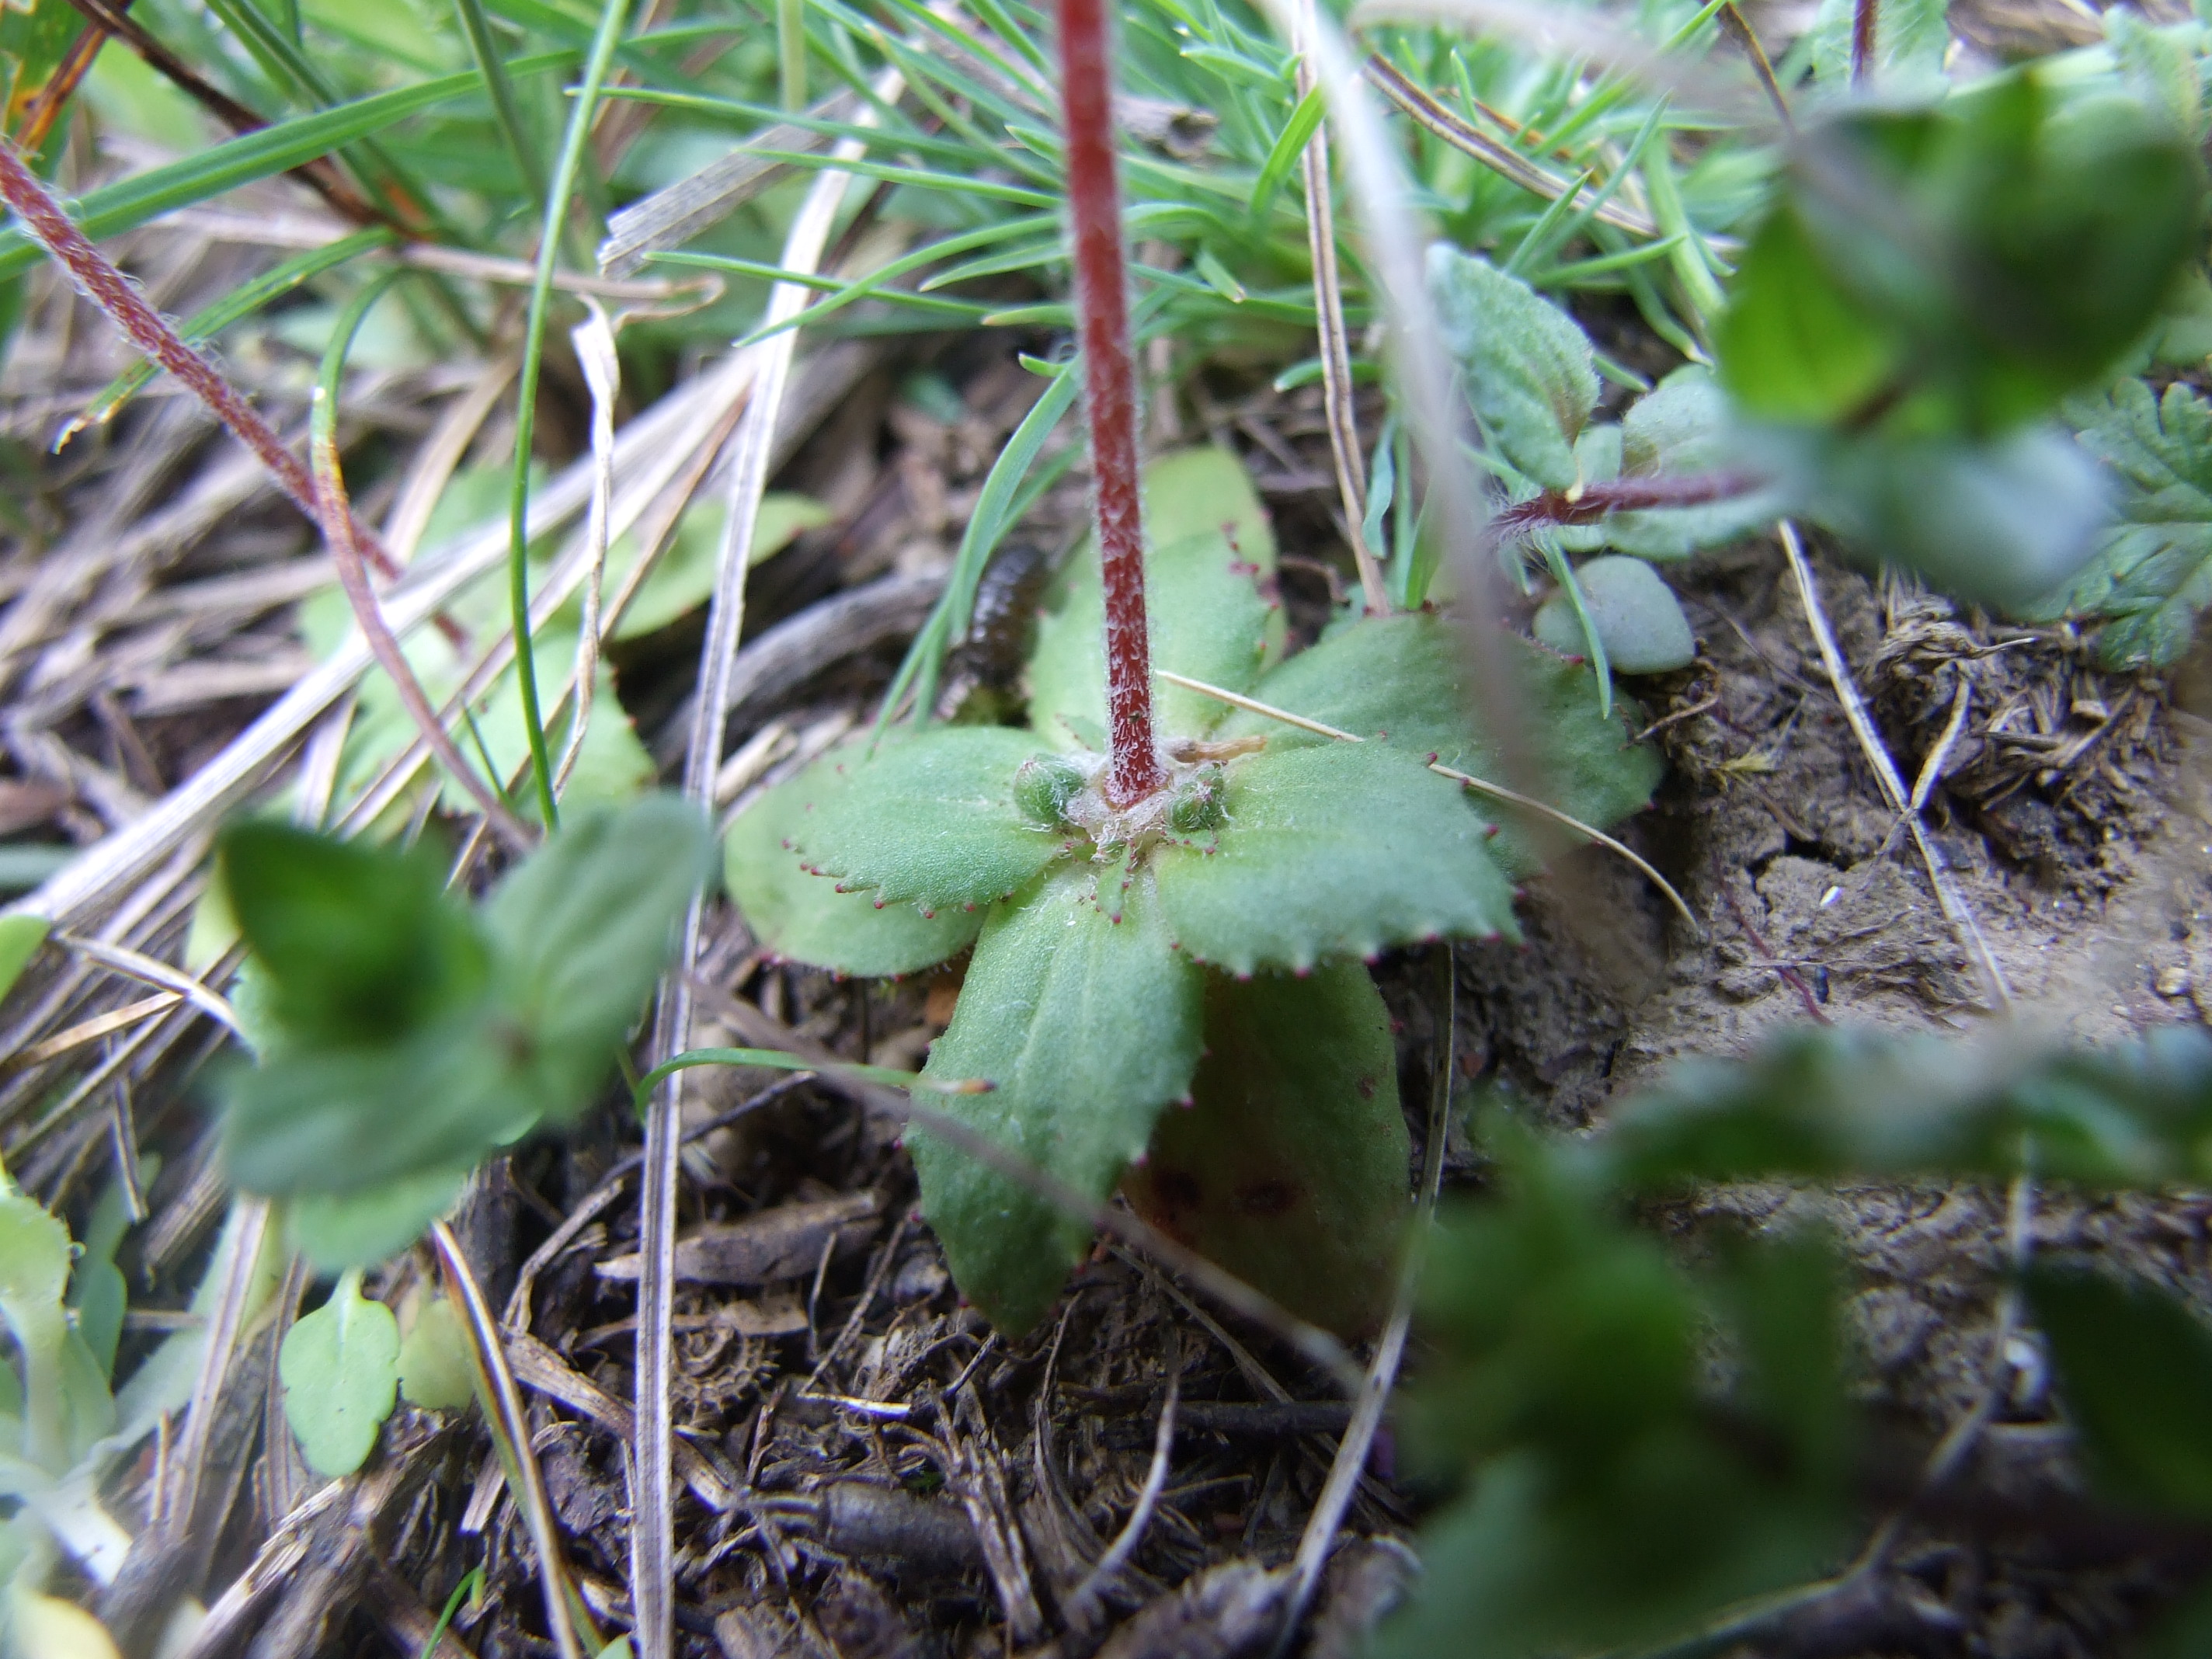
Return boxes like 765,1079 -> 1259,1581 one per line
509,0 -> 635,832
1531,232 -> 1685,289
1501,167 -> 1595,278
652,251 -> 996,325
1250,84 -> 1326,221
778,0 -> 807,108
454,0 -> 551,212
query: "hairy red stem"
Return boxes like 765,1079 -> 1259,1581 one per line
1850,0 -> 1877,84
1058,0 -> 1165,806
309,405 -> 533,851
0,141 -> 406,584
1494,470 -> 1765,537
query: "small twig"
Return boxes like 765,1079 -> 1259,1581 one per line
1068,1329 -> 1181,1622
1362,55 -> 1667,242
54,0 -> 386,227
1271,945 -> 1456,1656
161,1197 -> 270,1539
1294,2 -> 1387,614
430,1223 -> 600,1659
1777,523 -> 2012,1012
1492,471 -> 1764,537
1716,3 -> 1792,128
1156,667 -> 1701,929
1631,691 -> 1721,746
803,1208 -> 913,1390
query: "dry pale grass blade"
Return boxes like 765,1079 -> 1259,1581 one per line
2,993 -> 178,1073
1155,668 -> 1700,927
1362,55 -> 1667,240
381,356 -> 520,565
1292,0 -> 1386,614
159,1196 -> 270,1541
54,934 -> 242,1035
430,1222 -> 600,1659
1242,0 -> 1556,820
596,89 -> 862,278
1271,950 -> 1453,1655
638,71 -> 903,1659
1347,0 -> 1768,125
5,361 -> 733,932
176,210 -> 722,304
1777,523 -> 2013,1010
332,347 -> 770,842
555,301 -> 621,801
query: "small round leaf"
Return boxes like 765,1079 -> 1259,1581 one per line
279,1270 -> 399,1477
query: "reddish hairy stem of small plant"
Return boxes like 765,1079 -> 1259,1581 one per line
309,408 -> 533,852
0,141 -> 405,583
1493,470 -> 1765,538
1058,0 -> 1166,807
1850,0 -> 1877,84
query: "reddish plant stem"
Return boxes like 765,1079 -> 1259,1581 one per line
1850,0 -> 1877,84
309,402 -> 533,852
1058,0 -> 1166,806
0,141 -> 406,583
1493,470 -> 1765,537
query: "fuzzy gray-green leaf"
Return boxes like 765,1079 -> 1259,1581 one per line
725,744 -> 985,976
1533,556 -> 1696,674
1213,614 -> 1662,872
912,863 -> 1203,1334
785,726 -> 1061,913
1429,245 -> 1598,491
1153,743 -> 1520,975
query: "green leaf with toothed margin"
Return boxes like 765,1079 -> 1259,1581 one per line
1153,743 -> 1520,976
1125,962 -> 1408,1341
1213,614 -> 1663,875
783,726 -> 1060,914
1028,446 -> 1282,747
912,861 -> 1203,1334
724,741 -> 985,977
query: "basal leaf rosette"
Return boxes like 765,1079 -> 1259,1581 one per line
722,449 -> 1663,1330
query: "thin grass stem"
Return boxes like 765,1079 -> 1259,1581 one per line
510,0 -> 637,831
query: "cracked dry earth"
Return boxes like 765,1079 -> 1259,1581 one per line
1455,530 -> 2212,1658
